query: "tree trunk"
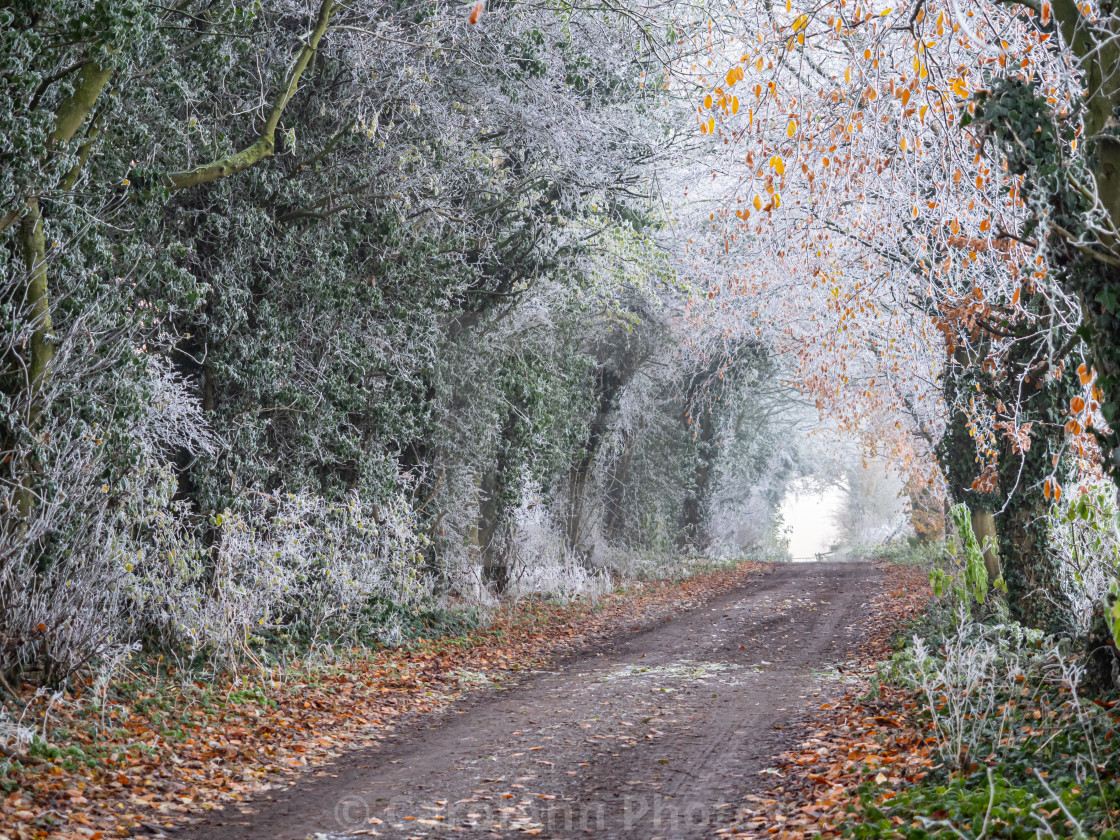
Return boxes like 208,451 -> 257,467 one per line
477,468 -> 508,594
566,464 -> 591,554
970,508 -> 1001,583
679,406 -> 714,549
16,200 -> 53,402
477,408 -> 520,595
566,368 -> 624,555
13,199 -> 54,520
994,393 -> 1075,634
602,427 -> 636,542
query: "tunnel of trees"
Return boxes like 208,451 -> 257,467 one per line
1,0 -> 1119,693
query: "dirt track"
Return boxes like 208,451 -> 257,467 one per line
181,562 -> 880,839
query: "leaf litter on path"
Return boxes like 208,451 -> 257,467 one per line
719,561 -> 935,840
0,562 -> 769,840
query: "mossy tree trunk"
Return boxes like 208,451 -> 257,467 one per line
478,411 -> 519,595
970,508 -> 1001,583
566,366 -> 628,557
678,403 -> 714,549
936,322 -> 1077,632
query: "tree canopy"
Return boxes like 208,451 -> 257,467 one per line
1,0 -> 1119,685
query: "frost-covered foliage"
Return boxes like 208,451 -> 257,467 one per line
650,0 -> 1120,634
500,483 -> 613,602
901,617 -> 1053,768
0,291 -> 212,683
0,0 -> 831,687
0,700 -> 34,764
1048,484 -> 1120,637
872,613 -> 1120,840
130,490 -> 430,666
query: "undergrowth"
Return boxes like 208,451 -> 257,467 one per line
847,507 -> 1120,840
848,649 -> 1120,839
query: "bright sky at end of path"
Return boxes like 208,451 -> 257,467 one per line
781,481 -> 845,561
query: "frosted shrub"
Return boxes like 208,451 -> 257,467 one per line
1,341 -> 432,677
1048,483 -> 1120,637
505,550 -> 612,602
601,544 -> 685,580
430,471 -> 612,605
900,614 -> 1055,767
137,489 -> 431,666
0,702 -> 34,763
0,333 -> 213,684
502,489 -> 611,602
